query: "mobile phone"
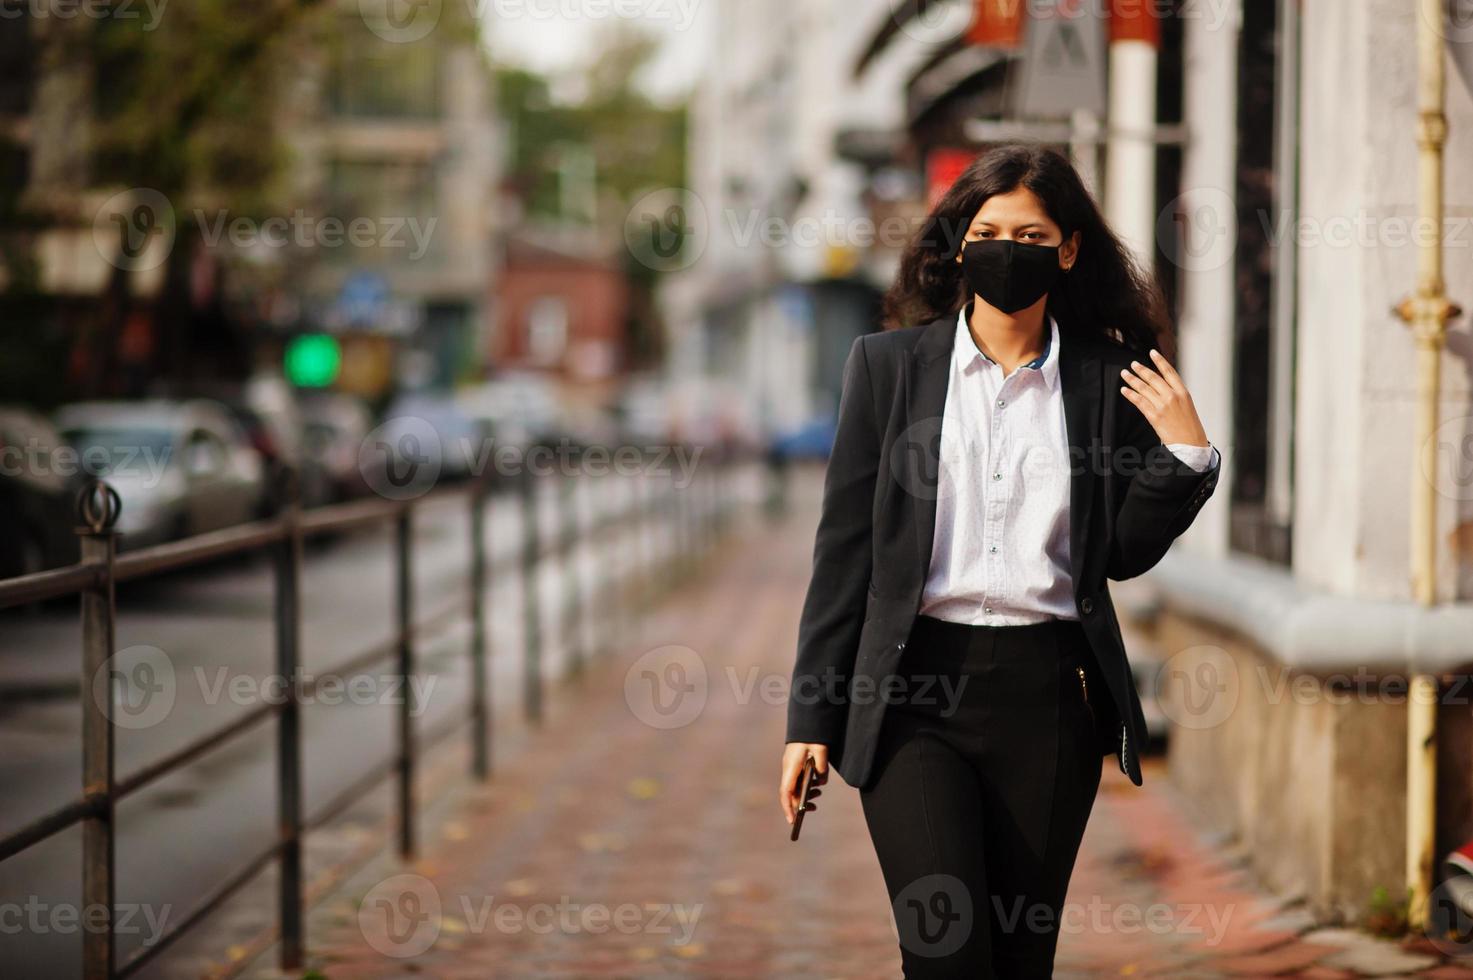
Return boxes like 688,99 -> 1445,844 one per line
789,755 -> 818,842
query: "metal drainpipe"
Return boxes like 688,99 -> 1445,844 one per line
1398,0 -> 1463,930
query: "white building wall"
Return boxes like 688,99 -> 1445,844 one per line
1294,0 -> 1473,602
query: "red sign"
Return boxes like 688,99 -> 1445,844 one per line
927,148 -> 977,209
1109,0 -> 1160,46
966,0 -> 1026,48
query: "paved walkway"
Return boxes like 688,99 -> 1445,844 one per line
257,469 -> 1472,978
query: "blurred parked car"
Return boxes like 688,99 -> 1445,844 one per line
57,400 -> 267,549
300,392 -> 373,501
218,373 -> 331,509
0,408 -> 83,578
379,393 -> 489,482
612,379 -> 674,445
455,373 -> 562,451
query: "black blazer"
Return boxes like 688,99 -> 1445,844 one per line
785,314 -> 1220,788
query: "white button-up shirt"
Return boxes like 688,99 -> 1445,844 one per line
918,308 -> 1217,626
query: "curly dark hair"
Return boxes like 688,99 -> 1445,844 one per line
881,142 -> 1172,356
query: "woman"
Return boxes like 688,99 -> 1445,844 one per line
777,143 -> 1220,978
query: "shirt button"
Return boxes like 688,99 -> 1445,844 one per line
989,545 -> 998,554
996,398 -> 1005,408
984,605 -> 994,615
992,472 -> 1002,481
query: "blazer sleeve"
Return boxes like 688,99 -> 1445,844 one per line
1105,375 -> 1221,581
785,334 -> 881,747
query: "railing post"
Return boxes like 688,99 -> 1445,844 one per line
637,467 -> 654,629
606,472 -> 626,651
394,507 -> 415,858
469,481 -> 491,780
521,468 -> 543,725
273,467 -> 304,970
77,481 -> 119,980
560,468 -> 582,678
665,470 -> 680,591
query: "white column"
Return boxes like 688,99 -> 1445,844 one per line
1171,3 -> 1239,560
1104,39 -> 1158,267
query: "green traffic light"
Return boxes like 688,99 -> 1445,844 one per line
285,334 -> 341,388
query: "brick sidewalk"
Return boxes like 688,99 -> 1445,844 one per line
261,469 -> 1471,979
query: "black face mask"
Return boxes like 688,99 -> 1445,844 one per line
959,239 -> 1062,314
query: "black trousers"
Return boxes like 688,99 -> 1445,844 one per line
860,614 -> 1104,979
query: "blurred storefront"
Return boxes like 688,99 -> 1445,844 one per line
492,229 -> 631,415
0,0 -> 500,405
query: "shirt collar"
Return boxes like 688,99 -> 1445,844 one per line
953,305 -> 1061,388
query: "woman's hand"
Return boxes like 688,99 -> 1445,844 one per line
780,742 -> 829,825
1119,349 -> 1210,448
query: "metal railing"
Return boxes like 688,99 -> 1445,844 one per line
0,447 -> 739,978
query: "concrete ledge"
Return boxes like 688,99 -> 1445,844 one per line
1144,550 -> 1473,675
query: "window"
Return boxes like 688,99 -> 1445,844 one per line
1229,0 -> 1297,565
328,15 -> 439,119
527,296 -> 569,367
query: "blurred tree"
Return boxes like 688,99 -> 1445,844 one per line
496,25 -> 687,368
83,0 -> 331,393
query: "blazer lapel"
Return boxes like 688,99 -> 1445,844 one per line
903,315 -> 956,581
1059,332 -> 1103,591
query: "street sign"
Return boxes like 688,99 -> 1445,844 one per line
337,271 -> 389,328
1016,0 -> 1108,120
